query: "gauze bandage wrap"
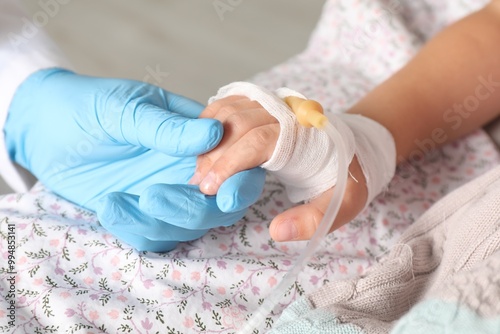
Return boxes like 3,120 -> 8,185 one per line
209,82 -> 396,206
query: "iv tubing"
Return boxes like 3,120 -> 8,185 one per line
237,119 -> 350,334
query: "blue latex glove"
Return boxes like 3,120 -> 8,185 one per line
5,68 -> 266,252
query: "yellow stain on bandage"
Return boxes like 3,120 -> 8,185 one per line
284,96 -> 328,129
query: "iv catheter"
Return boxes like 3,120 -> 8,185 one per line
237,96 -> 351,334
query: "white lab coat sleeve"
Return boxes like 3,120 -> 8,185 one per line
0,0 -> 72,192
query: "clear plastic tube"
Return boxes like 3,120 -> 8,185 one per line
237,120 -> 349,334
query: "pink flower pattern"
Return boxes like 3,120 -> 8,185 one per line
0,0 -> 497,333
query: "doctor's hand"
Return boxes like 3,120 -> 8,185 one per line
191,96 -> 368,242
4,68 -> 265,252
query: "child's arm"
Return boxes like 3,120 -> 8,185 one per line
192,1 -> 500,241
355,0 -> 500,162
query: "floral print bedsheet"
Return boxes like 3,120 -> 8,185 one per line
1,131 -> 498,334
1,0 -> 499,332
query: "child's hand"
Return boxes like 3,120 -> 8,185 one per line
190,96 -> 368,242
190,96 -> 279,194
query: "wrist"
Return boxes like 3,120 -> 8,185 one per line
337,113 -> 396,207
336,155 -> 368,226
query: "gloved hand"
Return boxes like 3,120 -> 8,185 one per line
4,68 -> 265,252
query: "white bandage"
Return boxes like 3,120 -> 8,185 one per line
209,82 -> 396,206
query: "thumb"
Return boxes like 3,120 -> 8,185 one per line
269,189 -> 333,242
216,168 -> 266,213
138,184 -> 248,229
117,103 -> 223,156
269,182 -> 367,242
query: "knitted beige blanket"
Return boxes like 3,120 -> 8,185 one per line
272,165 -> 500,333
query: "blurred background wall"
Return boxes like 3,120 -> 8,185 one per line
0,0 -> 325,194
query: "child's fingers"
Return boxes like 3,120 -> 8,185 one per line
269,190 -> 334,241
269,156 -> 368,241
197,123 -> 280,195
192,107 -> 277,186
